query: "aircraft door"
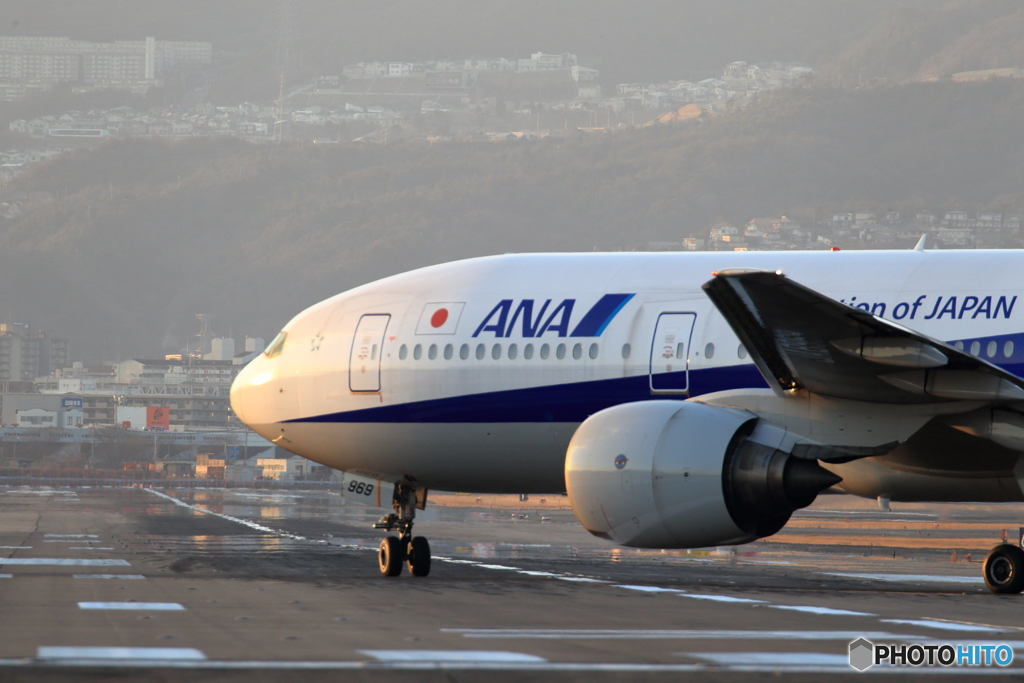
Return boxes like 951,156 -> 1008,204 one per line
649,312 -> 696,394
349,314 -> 390,392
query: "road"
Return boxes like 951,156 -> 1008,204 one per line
1,485 -> 1023,681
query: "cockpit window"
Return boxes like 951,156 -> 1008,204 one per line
265,331 -> 287,358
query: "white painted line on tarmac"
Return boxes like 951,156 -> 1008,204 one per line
359,650 -> 546,663
685,651 -> 849,667
145,489 -> 316,542
73,574 -> 146,580
882,619 -> 1008,633
444,629 -> 915,641
38,646 -> 205,661
44,539 -> 101,543
769,605 -> 875,617
0,574 -> 11,578
800,510 -> 935,517
45,534 -> 98,538
825,572 -> 983,584
4,657 -> 1023,672
0,546 -> 31,549
78,602 -> 185,611
70,547 -> 114,550
616,585 -> 683,593
677,593 -> 765,604
0,558 -> 130,566
473,564 -> 519,570
436,556 -> 609,583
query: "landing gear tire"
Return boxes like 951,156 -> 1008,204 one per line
378,536 -> 403,577
982,544 -> 1024,594
373,484 -> 431,578
406,536 -> 431,577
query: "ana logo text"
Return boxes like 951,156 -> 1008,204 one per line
473,294 -> 634,338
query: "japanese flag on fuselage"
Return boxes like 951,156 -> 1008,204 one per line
415,302 -> 465,335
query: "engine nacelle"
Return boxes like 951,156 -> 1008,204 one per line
565,400 -> 841,548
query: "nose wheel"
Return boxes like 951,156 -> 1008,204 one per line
374,484 -> 431,577
378,536 -> 403,576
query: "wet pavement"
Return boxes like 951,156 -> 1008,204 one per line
1,485 -> 1024,681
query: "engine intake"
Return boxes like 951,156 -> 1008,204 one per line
565,400 -> 840,548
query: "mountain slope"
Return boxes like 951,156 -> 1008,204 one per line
5,78 -> 1024,360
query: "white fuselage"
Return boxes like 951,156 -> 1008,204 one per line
230,250 -> 1024,493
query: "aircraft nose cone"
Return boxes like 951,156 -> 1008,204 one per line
230,358 -> 269,427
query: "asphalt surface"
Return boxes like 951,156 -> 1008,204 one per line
1,484 -> 1024,682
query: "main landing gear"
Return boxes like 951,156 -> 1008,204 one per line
374,484 -> 431,577
983,544 -> 1024,594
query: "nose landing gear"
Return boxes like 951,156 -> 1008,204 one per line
374,484 -> 431,577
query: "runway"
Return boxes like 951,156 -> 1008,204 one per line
1,485 -> 1023,682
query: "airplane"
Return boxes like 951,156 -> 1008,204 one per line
230,247 -> 1024,593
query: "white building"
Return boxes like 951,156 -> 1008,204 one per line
17,406 -> 83,428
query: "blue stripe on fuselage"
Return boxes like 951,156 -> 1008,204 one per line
285,364 -> 767,425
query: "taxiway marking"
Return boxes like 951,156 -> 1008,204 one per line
881,619 -> 1008,633
769,605 -> 876,617
0,558 -> 129,566
37,646 -> 205,661
825,572 -> 982,584
73,574 -> 145,579
78,602 -> 185,611
444,629 -> 914,641
359,650 -> 546,663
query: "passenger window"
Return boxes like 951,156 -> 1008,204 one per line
572,343 -> 582,359
1005,341 -> 1015,358
413,344 -> 422,360
428,344 -> 438,360
444,344 -> 453,360
621,343 -> 631,359
954,341 -> 964,351
987,341 -> 998,358
371,344 -> 378,360
704,343 -> 715,359
399,344 -> 408,360
476,343 -> 486,360
460,343 -> 470,360
970,341 -> 981,356
589,343 -> 599,359
675,343 -> 684,359
508,343 -> 518,359
556,343 -> 566,359
540,344 -> 550,359
265,332 -> 287,358
737,344 -> 747,359
492,344 -> 502,360
524,344 -> 534,359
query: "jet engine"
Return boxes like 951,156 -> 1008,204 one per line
565,401 -> 841,548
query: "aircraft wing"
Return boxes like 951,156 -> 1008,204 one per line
702,269 -> 1024,405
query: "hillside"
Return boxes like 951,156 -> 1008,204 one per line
821,0 -> 1024,84
1,0 -> 894,101
4,78 -> 1024,360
